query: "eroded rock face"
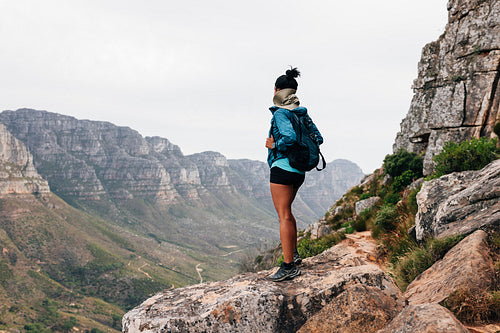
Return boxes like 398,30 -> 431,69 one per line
122,243 -> 404,333
0,123 -> 49,195
393,0 -> 500,175
405,230 -> 494,305
377,303 -> 469,333
0,109 -> 364,224
297,284 -> 403,333
415,160 -> 500,241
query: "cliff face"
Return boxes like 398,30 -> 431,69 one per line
0,109 -> 364,226
0,122 -> 49,195
394,0 -> 500,174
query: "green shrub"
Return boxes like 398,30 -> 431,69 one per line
407,185 -> 421,215
278,232 -> 346,265
392,170 -> 418,192
384,192 -> 402,205
374,205 -> 398,232
352,208 -> 377,232
432,137 -> 498,177
383,150 -> 423,179
359,193 -> 372,200
391,235 -> 464,290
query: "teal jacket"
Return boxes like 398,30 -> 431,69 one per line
267,106 -> 323,168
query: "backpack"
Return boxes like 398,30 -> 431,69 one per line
288,113 -> 326,172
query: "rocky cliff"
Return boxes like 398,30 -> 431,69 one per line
0,122 -> 49,195
0,109 -> 363,225
394,0 -> 500,174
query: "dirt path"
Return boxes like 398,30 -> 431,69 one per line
340,230 -> 383,269
195,264 -> 203,284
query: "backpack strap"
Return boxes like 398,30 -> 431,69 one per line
317,151 -> 326,171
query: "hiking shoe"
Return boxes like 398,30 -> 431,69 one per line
269,262 -> 301,282
293,249 -> 302,265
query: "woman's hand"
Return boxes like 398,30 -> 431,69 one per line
265,135 -> 275,149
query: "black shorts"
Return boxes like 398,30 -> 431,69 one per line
270,167 -> 305,189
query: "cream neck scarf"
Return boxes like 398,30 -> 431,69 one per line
273,88 -> 300,110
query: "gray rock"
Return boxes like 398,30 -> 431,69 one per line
297,284 -> 404,333
355,197 -> 381,215
122,243 -> 404,333
309,222 -> 333,240
393,0 -> 500,175
0,122 -> 49,195
377,303 -> 469,333
405,230 -> 495,305
415,160 -> 500,241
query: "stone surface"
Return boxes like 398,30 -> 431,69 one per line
355,196 -> 381,215
404,230 -> 495,305
393,0 -> 500,175
309,222 -> 333,240
415,160 -> 500,241
122,242 -> 404,333
377,303 -> 469,333
0,123 -> 49,195
297,284 -> 403,333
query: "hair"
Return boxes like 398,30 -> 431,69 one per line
275,67 -> 301,90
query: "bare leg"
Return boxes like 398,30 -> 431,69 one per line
271,183 -> 299,264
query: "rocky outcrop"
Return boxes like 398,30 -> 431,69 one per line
404,230 -> 495,305
415,160 -> 499,241
377,303 -> 469,333
355,196 -> 381,215
394,0 -> 500,175
0,123 -> 49,195
122,242 -> 404,332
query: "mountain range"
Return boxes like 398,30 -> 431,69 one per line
0,109 -> 364,330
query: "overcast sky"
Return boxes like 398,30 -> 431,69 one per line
0,1 -> 448,174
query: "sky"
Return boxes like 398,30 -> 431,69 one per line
0,1 -> 448,174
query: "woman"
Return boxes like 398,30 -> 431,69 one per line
265,67 -> 323,282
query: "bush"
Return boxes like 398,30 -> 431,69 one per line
392,170 -> 418,192
383,150 -> 423,179
391,235 -> 463,291
407,185 -> 421,215
374,205 -> 398,232
384,192 -> 402,205
432,137 -> 498,177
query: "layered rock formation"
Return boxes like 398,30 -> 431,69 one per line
394,0 -> 500,174
0,109 -> 364,226
0,122 -> 49,195
415,159 -> 499,241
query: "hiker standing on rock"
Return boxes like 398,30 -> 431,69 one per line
265,67 -> 324,281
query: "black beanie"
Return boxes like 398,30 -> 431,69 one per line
275,67 -> 300,90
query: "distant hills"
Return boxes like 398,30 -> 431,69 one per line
0,108 -> 364,330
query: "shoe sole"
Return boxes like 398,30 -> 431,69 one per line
270,269 -> 301,282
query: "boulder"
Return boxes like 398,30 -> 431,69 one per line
355,197 -> 381,215
405,230 -> 495,305
297,284 -> 403,333
309,222 -> 333,240
122,243 -> 404,333
377,303 -> 469,333
415,160 -> 500,241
